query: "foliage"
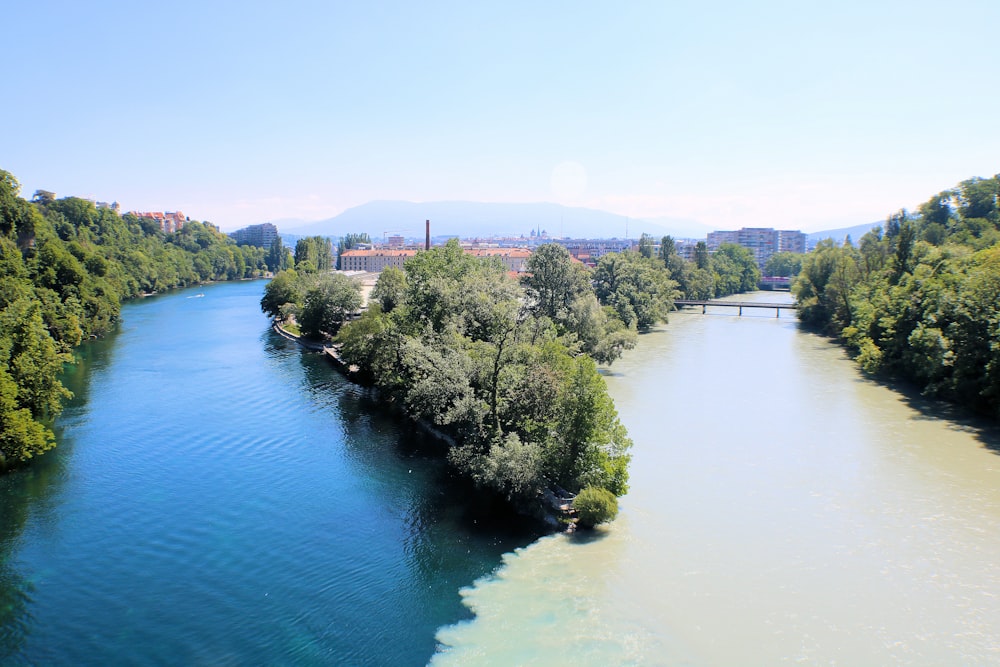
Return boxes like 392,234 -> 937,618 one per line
336,232 -> 371,269
711,243 -> 760,296
298,273 -> 363,338
280,238 -> 640,514
260,269 -> 302,320
764,251 -> 804,277
266,236 -> 292,273
370,266 -> 407,313
593,250 -> 677,330
1,167 -> 262,468
294,236 -> 334,273
523,243 -> 636,363
795,173 -> 1000,419
572,486 -> 619,528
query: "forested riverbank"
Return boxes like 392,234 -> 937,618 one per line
0,168 -> 284,469
260,230 -> 766,524
794,173 -> 1000,419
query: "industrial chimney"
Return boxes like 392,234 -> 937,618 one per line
425,220 -> 430,251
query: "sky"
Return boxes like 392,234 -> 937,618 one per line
2,0 -> 998,234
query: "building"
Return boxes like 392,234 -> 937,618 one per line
465,247 -> 531,273
707,227 -> 806,268
553,238 -> 634,267
339,249 -> 418,272
230,222 -> 279,248
339,247 -> 532,273
777,229 -> 806,254
131,211 -> 188,233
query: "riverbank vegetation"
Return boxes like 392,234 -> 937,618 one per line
794,174 -> 1000,419
653,234 -> 762,299
261,240 -> 687,522
0,168 -> 277,469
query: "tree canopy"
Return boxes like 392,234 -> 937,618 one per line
263,240 -> 649,515
794,173 -> 1000,419
0,167 -> 268,469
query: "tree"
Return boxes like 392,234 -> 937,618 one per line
637,233 -> 654,259
266,236 -> 291,273
763,251 -> 804,277
298,273 -> 362,337
336,232 -> 372,269
711,243 -> 760,296
294,236 -> 333,272
573,486 -> 619,528
260,269 -> 302,320
370,266 -> 407,313
658,235 -> 676,266
593,251 -> 676,330
522,242 -> 588,322
694,241 -> 710,270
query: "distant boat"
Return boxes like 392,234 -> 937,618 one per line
187,293 -> 205,299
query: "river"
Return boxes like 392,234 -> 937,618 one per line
0,281 -> 540,666
433,293 -> 1000,665
3,285 -> 1000,665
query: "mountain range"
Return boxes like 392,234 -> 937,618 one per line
280,200 -> 714,242
272,200 -> 881,247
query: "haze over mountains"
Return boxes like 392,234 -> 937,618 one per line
276,200 -> 880,246
281,201 -> 714,242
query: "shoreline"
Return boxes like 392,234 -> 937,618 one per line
268,318 -> 573,529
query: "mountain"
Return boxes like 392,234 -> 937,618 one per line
272,199 -> 880,249
807,221 -> 882,247
281,201 -> 713,241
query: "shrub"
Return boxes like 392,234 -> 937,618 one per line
573,486 -> 619,528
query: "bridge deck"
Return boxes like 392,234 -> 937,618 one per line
675,300 -> 797,309
674,300 -> 797,316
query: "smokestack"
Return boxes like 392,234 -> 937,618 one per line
425,219 -> 430,251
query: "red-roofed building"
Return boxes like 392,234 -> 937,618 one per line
339,249 -> 418,272
131,210 -> 188,233
465,248 -> 531,273
339,247 -> 532,273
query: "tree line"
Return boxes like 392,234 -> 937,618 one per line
645,233 -> 763,299
263,241 -> 673,520
0,168 -> 277,469
260,233 -> 775,520
793,174 -> 1000,419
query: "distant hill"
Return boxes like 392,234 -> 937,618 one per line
281,201 -> 714,242
268,200 -> 882,249
807,221 -> 882,247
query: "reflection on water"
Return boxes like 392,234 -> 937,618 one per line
434,294 -> 1000,665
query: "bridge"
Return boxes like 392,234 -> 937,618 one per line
759,276 -> 792,290
674,299 -> 798,317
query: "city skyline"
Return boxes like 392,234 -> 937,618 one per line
4,1 -> 998,234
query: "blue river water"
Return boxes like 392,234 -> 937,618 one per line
0,280 -> 540,665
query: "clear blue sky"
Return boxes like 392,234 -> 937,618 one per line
3,0 -> 998,233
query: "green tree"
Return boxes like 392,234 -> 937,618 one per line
298,273 -> 362,337
336,232 -> 372,269
573,486 -> 619,528
637,233 -> 654,259
295,236 -> 333,272
593,251 -> 676,330
370,266 -> 407,313
260,269 -> 302,320
763,251 -> 804,277
658,235 -> 676,266
266,236 -> 290,273
522,242 -> 589,322
694,241 -> 710,270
